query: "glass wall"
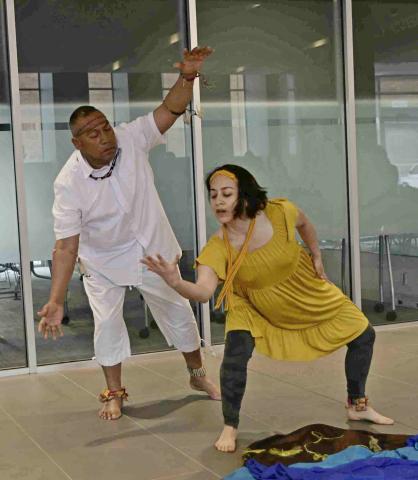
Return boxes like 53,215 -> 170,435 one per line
197,0 -> 351,342
2,0 -> 417,371
353,0 -> 418,325
0,0 -> 27,369
14,0 -> 198,364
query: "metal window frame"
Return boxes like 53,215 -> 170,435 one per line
187,0 -> 212,346
5,0 -> 38,372
342,0 -> 362,307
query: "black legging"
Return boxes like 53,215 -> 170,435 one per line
220,324 -> 376,428
345,323 -> 375,400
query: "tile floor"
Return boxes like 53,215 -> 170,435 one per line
0,323 -> 417,480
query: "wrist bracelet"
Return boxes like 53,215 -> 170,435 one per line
181,72 -> 200,82
163,101 -> 186,116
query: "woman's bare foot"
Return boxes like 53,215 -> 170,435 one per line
347,404 -> 394,425
215,426 -> 237,453
190,376 -> 221,400
99,397 -> 123,420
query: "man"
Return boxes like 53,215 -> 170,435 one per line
38,46 -> 220,420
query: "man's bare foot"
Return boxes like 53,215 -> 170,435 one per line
347,405 -> 394,425
99,398 -> 123,420
215,425 -> 237,453
190,376 -> 221,400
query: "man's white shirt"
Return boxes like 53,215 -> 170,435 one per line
53,112 -> 181,286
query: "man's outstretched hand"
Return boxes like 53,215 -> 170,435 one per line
38,302 -> 64,340
174,46 -> 213,76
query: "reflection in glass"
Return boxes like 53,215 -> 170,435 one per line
353,1 -> 418,325
0,1 -> 27,369
197,0 -> 350,342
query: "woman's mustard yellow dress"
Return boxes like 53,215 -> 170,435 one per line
196,199 -> 368,361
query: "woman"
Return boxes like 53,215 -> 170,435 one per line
141,164 -> 393,453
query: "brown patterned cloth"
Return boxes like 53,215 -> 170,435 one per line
244,424 -> 410,466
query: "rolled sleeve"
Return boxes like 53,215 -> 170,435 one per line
123,112 -> 165,152
195,237 -> 227,281
53,181 -> 81,240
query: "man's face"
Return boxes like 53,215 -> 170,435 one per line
71,112 -> 117,166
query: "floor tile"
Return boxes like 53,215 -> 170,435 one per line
13,412 -> 205,480
1,325 -> 417,480
152,471 -> 221,480
135,350 -> 223,384
61,361 -> 190,399
0,408 -> 72,480
0,372 -> 95,418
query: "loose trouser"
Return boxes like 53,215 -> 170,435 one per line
83,268 -> 201,366
221,324 -> 376,428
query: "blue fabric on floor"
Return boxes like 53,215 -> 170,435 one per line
407,435 -> 418,449
291,445 -> 418,469
246,457 -> 418,479
223,447 -> 418,480
224,435 -> 418,479
223,466 -> 254,480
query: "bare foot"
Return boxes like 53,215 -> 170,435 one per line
347,405 -> 394,425
99,398 -> 123,420
190,376 -> 221,400
215,426 -> 237,453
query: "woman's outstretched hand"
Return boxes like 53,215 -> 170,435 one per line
141,254 -> 182,288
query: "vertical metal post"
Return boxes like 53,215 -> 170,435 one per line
341,237 -> 346,294
342,0 -> 362,308
187,0 -> 212,346
384,235 -> 396,314
378,234 -> 384,304
333,0 -> 345,125
5,0 -> 38,371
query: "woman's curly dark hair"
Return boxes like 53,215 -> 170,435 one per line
205,164 -> 268,219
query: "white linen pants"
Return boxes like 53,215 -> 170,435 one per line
82,268 -> 201,366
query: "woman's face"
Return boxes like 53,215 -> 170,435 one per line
209,174 -> 239,224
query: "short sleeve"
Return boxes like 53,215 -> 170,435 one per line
52,181 -> 82,240
195,237 -> 227,281
269,198 -> 299,241
122,112 -> 165,152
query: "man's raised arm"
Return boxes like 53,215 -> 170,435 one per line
153,46 -> 213,134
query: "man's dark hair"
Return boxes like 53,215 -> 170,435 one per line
69,105 -> 99,134
205,164 -> 268,219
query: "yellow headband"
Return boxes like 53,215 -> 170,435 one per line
210,169 -> 237,183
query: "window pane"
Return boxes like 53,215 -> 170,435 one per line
353,0 -> 418,325
20,89 -> 43,163
0,1 -> 27,369
89,89 -> 114,124
380,77 -> 418,94
18,72 -> 38,89
197,0 -> 350,342
88,72 -> 112,89
15,0 -> 197,364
